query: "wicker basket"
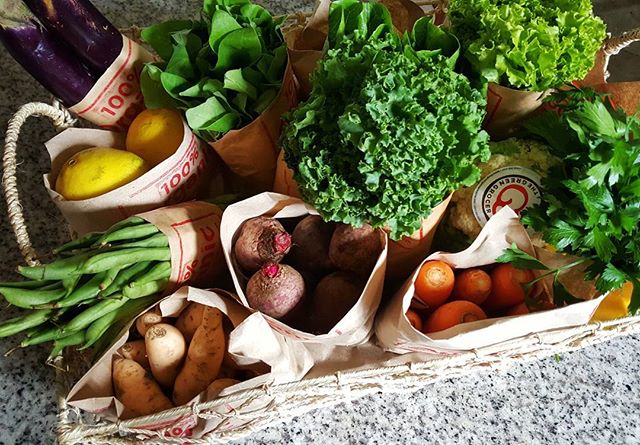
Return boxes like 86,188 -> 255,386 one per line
2,4 -> 640,443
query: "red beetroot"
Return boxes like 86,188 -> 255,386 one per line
289,215 -> 335,273
329,223 -> 381,277
234,217 -> 292,274
312,272 -> 365,333
246,263 -> 305,320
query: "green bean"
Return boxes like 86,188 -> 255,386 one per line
81,294 -> 157,350
62,275 -> 81,297
0,280 -> 55,289
98,223 -> 158,246
17,251 -> 94,280
111,233 -> 169,249
90,317 -> 129,360
54,272 -> 107,308
81,248 -> 170,275
64,297 -> 129,332
53,231 -> 101,255
20,325 -> 65,347
0,287 -> 66,309
100,216 -> 146,238
128,262 -> 171,288
99,262 -> 152,298
0,309 -> 53,337
123,279 -> 167,299
49,331 -> 85,359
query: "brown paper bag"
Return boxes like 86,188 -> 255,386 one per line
386,194 -> 451,282
484,83 -> 550,140
69,35 -> 154,131
272,149 -> 301,198
207,62 -> 299,193
66,286 -> 313,439
220,192 -> 388,346
137,201 -> 225,292
43,118 -> 218,236
375,207 -> 605,354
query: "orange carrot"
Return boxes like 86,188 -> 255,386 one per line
414,260 -> 455,309
505,303 -> 530,316
451,268 -> 492,305
422,301 -> 487,334
485,263 -> 534,310
405,309 -> 423,332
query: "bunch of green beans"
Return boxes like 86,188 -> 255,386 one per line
0,216 -> 171,361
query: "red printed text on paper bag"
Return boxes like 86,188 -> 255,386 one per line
139,201 -> 225,292
70,36 -> 154,131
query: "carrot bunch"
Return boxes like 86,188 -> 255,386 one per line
407,260 -> 535,334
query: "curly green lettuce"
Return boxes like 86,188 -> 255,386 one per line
281,0 -> 490,239
448,0 -> 606,91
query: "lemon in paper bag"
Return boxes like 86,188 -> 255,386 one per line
55,147 -> 150,201
126,108 -> 184,166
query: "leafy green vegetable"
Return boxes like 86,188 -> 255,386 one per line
521,88 -> 640,314
448,0 -> 606,91
281,0 -> 490,239
139,0 -> 286,141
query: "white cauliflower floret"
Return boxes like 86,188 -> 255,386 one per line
449,138 -> 560,239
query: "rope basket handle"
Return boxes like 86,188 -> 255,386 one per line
2,101 -> 76,266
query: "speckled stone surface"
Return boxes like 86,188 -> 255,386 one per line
0,1 -> 638,444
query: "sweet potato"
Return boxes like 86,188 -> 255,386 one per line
329,223 -> 381,277
233,216 -> 292,274
312,272 -> 365,333
172,307 -> 226,406
135,307 -> 165,337
289,215 -> 335,273
112,358 -> 173,417
118,340 -> 149,369
206,378 -> 240,400
175,302 -> 205,343
145,323 -> 186,388
246,263 -> 306,320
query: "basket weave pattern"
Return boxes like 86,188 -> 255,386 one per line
1,4 -> 639,443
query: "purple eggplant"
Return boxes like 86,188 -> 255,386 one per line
0,0 -> 96,106
23,0 -> 122,73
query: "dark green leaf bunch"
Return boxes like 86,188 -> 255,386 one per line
281,0 -> 490,240
448,0 -> 606,91
140,0 -> 286,141
523,88 -> 640,313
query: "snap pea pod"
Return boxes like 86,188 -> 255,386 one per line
0,309 -> 53,337
128,262 -> 171,288
20,324 -> 65,347
0,279 -> 55,289
111,233 -> 169,249
123,279 -> 167,299
17,251 -> 94,280
99,262 -> 152,298
54,272 -> 108,308
0,286 -> 66,309
81,248 -> 171,275
53,231 -> 101,255
64,297 -> 129,332
81,294 -> 158,350
49,330 -> 85,360
97,223 -> 158,246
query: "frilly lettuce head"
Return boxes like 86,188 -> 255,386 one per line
281,0 -> 490,239
448,0 -> 606,91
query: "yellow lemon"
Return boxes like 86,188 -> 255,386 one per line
591,281 -> 633,322
126,108 -> 184,166
55,147 -> 150,201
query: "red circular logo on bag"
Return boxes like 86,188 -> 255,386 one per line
472,166 -> 542,225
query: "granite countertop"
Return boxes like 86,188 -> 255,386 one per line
0,1 -> 638,444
